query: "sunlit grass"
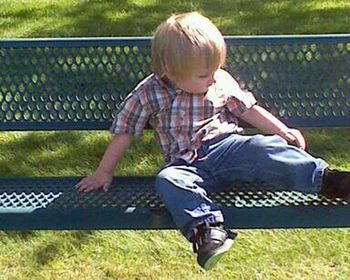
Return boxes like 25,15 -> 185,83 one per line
0,1 -> 349,279
0,229 -> 349,279
0,0 -> 349,38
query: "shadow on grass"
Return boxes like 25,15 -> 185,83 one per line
1,230 -> 38,241
1,230 -> 96,266
2,0 -> 349,37
34,231 -> 94,266
0,130 -> 163,177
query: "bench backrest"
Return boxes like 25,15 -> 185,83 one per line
1,35 -> 349,131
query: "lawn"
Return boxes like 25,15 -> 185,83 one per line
0,1 -> 350,279
1,0 -> 350,38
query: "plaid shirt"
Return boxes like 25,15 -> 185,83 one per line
111,69 -> 257,164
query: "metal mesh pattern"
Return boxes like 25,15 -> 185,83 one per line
0,177 -> 347,214
226,36 -> 350,127
213,189 -> 348,208
0,35 -> 349,130
0,192 -> 62,213
0,39 -> 152,130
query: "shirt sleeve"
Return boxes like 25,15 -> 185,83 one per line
110,89 -> 151,137
219,70 -> 257,116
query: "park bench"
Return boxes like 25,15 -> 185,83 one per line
0,35 -> 349,230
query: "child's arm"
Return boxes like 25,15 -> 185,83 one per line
239,104 -> 306,149
76,133 -> 133,192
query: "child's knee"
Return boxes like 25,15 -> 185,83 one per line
155,166 -> 205,197
156,167 -> 180,185
155,167 -> 192,192
155,168 -> 173,190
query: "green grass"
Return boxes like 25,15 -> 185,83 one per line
0,0 -> 349,38
1,228 -> 350,279
1,0 -> 350,279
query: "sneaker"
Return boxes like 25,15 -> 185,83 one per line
191,222 -> 237,270
320,169 -> 350,200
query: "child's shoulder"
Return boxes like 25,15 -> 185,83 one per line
126,74 -> 159,101
132,73 -> 172,93
133,73 -> 158,91
126,74 -> 174,111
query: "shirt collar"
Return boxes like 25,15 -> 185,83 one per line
154,74 -> 183,94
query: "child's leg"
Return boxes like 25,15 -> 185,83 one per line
155,162 -> 224,239
155,133 -> 349,270
155,161 -> 237,270
196,133 -> 328,194
197,133 -> 350,199
156,133 -> 329,237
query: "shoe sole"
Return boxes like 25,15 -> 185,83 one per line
201,238 -> 235,271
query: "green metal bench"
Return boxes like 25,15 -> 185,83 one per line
0,35 -> 349,230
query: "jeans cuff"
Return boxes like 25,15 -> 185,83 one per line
312,159 -> 329,192
182,210 -> 224,240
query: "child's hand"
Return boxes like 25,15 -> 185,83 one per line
282,128 -> 306,150
75,170 -> 113,193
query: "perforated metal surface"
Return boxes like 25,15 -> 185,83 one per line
0,177 -> 349,229
226,36 -> 350,127
0,35 -> 349,130
1,177 -> 347,212
0,192 -> 62,213
0,38 -> 152,130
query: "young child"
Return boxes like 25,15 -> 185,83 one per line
76,12 -> 350,270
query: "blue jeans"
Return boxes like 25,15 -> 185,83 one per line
155,134 -> 328,239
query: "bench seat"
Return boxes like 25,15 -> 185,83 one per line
0,177 -> 348,230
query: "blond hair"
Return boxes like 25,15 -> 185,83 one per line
152,12 -> 226,80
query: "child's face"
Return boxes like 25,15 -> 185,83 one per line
170,68 -> 217,94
